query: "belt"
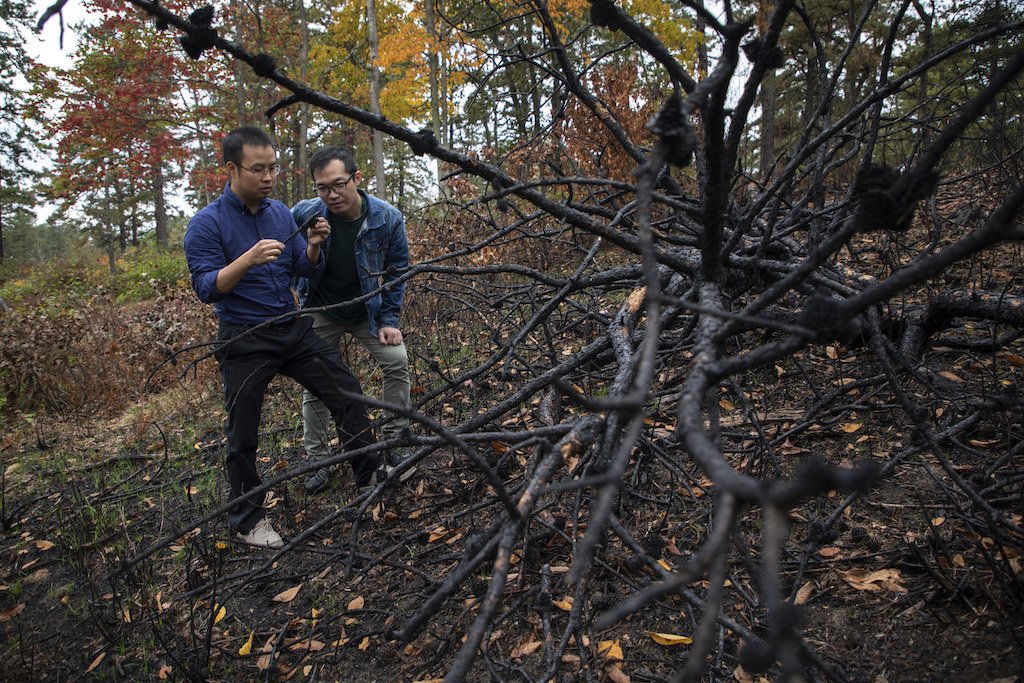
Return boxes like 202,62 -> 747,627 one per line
259,318 -> 298,330
223,317 -> 298,332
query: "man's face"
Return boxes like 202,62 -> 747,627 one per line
313,158 -> 362,220
228,144 -> 278,204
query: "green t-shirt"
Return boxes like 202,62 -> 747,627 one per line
308,198 -> 369,325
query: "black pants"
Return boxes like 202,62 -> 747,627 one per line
216,316 -> 378,533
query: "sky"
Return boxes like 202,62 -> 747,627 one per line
27,0 -> 86,67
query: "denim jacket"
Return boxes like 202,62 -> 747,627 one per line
291,190 -> 408,336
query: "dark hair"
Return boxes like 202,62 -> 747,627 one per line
309,146 -> 357,179
222,127 -> 276,165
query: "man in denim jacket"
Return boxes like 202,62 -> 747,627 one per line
292,146 -> 413,493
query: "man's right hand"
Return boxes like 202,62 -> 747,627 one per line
248,239 -> 285,266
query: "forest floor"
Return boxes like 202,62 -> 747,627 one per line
1,346 -> 1022,682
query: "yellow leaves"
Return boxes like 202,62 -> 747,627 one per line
553,596 -> 574,611
272,584 -> 302,603
239,632 -> 255,656
348,595 -> 365,611
157,662 -> 172,679
840,422 -> 863,434
213,604 -> 226,624
598,639 -> 624,660
647,631 -> 693,646
838,568 -> 907,594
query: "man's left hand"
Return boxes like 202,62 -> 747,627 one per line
378,326 -> 403,345
306,217 -> 331,246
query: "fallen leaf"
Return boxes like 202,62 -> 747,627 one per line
719,399 -> 736,411
273,585 -> 302,603
510,640 -> 543,658
256,653 -> 272,671
931,517 -> 945,527
938,370 -> 963,383
780,438 -> 810,455
34,540 -> 55,551
239,631 -> 255,656
553,596 -> 574,611
348,595 -> 365,611
358,636 -> 370,651
607,664 -> 631,683
647,631 -> 693,646
158,662 -> 172,679
795,581 -> 814,605
657,559 -> 672,572
0,603 -> 26,622
598,639 -> 624,660
840,422 -> 862,434
839,568 -> 908,593
85,652 -> 106,673
1002,352 -> 1024,367
213,604 -> 226,624
817,546 -> 841,558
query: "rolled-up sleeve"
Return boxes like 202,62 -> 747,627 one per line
184,213 -> 228,303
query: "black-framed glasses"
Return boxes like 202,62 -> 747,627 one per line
238,163 -> 283,177
315,172 -> 356,197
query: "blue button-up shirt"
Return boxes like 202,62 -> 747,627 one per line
184,184 -> 324,325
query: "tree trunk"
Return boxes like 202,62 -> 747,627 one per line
426,0 -> 443,189
367,0 -> 387,198
297,0 -> 311,199
757,0 -> 776,179
231,0 -> 246,124
153,164 -> 169,247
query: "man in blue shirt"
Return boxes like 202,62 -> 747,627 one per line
292,147 -> 414,494
184,127 -> 380,548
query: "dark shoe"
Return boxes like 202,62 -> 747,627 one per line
304,466 -> 333,494
357,469 -> 379,495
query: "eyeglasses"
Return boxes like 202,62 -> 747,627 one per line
315,172 -> 356,197
237,163 -> 283,177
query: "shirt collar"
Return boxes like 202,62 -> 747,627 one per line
223,182 -> 270,214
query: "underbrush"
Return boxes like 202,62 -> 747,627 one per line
0,245 -> 212,421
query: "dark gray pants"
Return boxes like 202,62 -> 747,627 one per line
216,316 -> 377,533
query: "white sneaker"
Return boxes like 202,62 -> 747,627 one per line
237,517 -> 284,549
